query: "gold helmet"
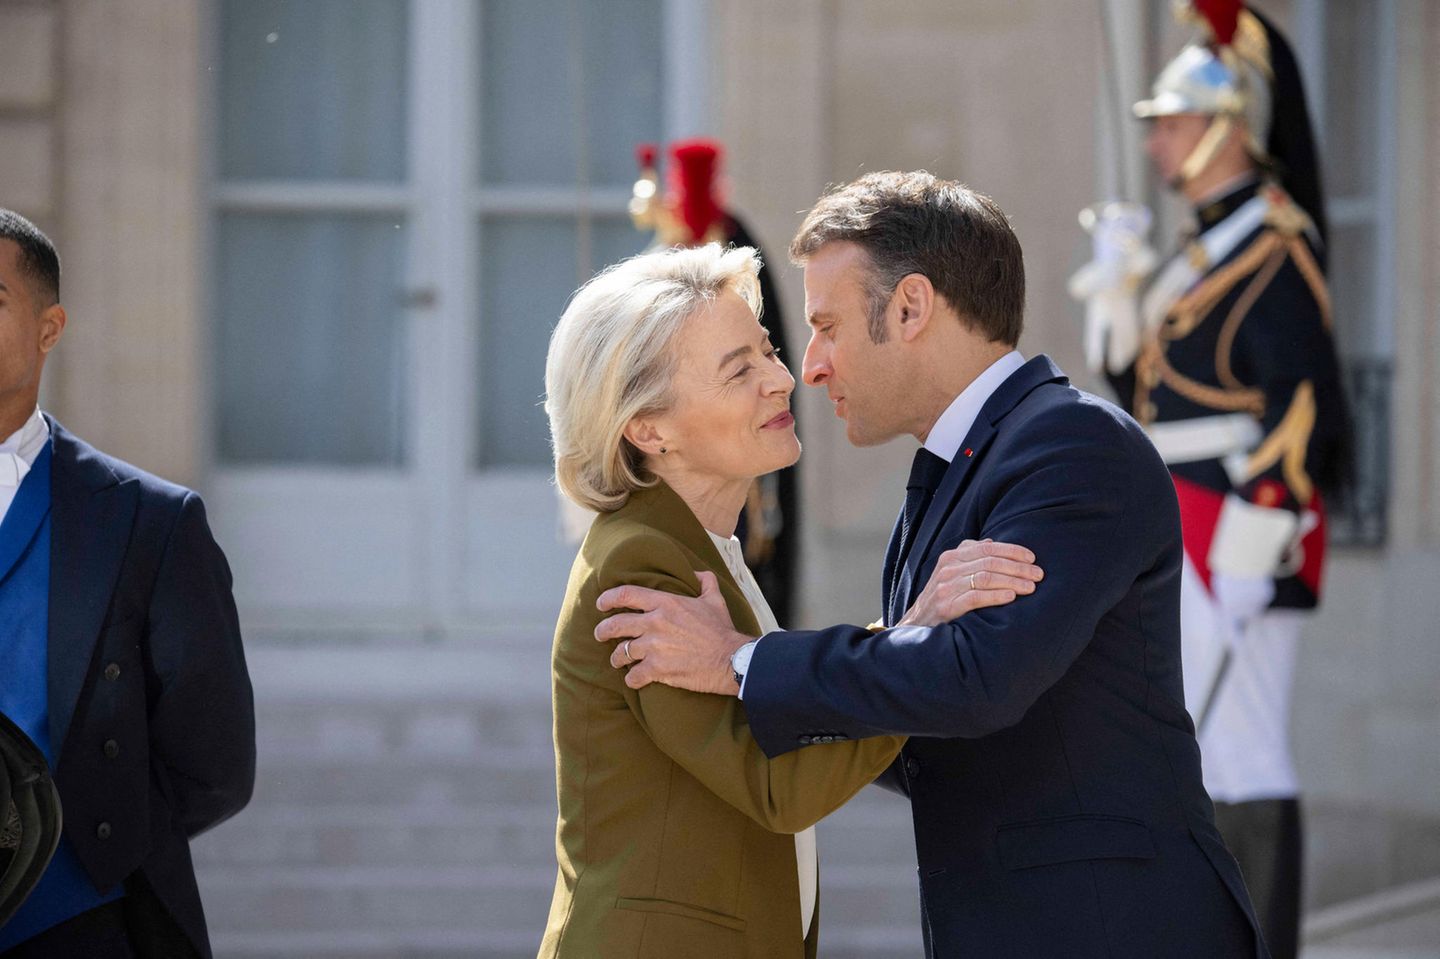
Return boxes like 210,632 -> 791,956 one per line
1134,2 -> 1274,184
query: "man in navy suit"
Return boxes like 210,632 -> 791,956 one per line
593,173 -> 1266,957
0,209 -> 254,958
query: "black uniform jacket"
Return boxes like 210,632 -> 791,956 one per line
1112,181 -> 1345,607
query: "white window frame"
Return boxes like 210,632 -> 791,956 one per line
1292,0 -> 1398,359
1293,0 -> 1398,544
207,0 -> 710,634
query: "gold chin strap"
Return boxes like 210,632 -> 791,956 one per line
1178,113 -> 1235,186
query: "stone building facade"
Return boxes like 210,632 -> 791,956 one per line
2,0 -> 1436,952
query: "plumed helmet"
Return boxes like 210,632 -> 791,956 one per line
1136,2 -> 1327,243
628,138 -> 730,247
1134,6 -> 1274,163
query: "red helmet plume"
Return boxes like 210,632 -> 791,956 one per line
667,138 -> 726,244
1190,0 -> 1243,46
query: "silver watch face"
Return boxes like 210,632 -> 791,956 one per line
731,641 -> 756,678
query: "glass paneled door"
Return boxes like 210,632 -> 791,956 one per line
210,0 -> 695,636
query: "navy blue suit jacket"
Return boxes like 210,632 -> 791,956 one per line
742,357 -> 1266,958
46,417 -> 254,957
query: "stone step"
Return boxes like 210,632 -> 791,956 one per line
195,789 -> 917,870
199,863 -> 923,947
253,696 -> 554,756
205,645 -> 925,955
192,805 -> 559,869
245,752 -> 555,809
209,925 -> 921,959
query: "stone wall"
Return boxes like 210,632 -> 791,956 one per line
0,2 -> 58,228
714,0 -> 1105,631
1,0 -> 205,486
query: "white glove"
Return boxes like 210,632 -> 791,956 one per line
1068,202 -> 1157,374
1211,571 -> 1275,633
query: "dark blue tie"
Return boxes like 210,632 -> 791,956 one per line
897,447 -> 949,574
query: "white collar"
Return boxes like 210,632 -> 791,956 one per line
0,408 -> 49,487
1190,172 -> 1261,210
922,351 -> 1026,463
706,528 -> 742,557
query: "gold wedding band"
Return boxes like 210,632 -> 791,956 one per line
970,573 -> 978,591
621,640 -> 634,665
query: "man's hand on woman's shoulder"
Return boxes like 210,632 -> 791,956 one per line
595,570 -> 751,694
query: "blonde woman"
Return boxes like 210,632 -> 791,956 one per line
539,244 -> 1038,958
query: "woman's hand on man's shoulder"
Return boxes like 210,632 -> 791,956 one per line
897,539 -> 1043,628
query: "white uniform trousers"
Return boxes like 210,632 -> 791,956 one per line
1179,556 -> 1305,804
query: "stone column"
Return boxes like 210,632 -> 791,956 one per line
51,0 -> 205,486
1391,0 -> 1440,549
0,1 -> 59,226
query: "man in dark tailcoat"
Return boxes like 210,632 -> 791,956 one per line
0,209 -> 254,958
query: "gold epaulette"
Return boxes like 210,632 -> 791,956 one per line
1261,184 -> 1336,326
1260,183 -> 1314,239
1258,185 -> 1333,328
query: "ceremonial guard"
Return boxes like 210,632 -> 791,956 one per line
629,139 -> 801,625
1071,5 -> 1347,957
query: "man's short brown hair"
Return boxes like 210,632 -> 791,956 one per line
790,171 -> 1024,345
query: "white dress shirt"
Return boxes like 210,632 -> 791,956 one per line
707,530 -> 818,941
0,408 -> 49,527
922,350 -> 1027,463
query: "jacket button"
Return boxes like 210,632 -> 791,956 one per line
905,757 -> 921,778
96,822 -> 112,840
103,739 -> 120,759
104,663 -> 121,681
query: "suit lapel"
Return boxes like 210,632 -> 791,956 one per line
0,441 -> 52,589
47,418 -> 138,756
898,355 -> 1069,610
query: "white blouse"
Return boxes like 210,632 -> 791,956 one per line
707,530 -> 818,941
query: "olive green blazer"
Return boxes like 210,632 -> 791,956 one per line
538,481 -> 904,959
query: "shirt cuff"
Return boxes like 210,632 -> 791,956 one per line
735,635 -> 769,700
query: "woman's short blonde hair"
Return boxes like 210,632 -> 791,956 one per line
545,243 -> 763,513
